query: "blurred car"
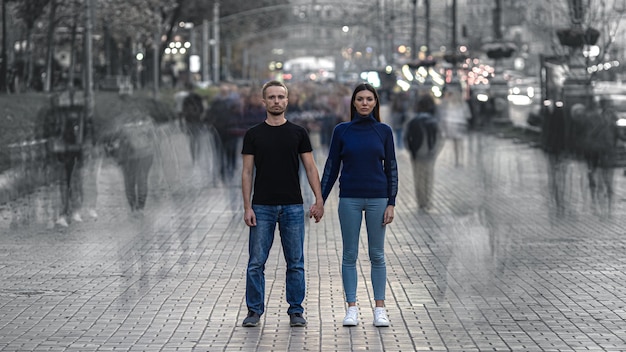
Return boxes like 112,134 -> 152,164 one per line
507,76 -> 541,130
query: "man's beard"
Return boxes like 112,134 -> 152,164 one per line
267,107 -> 285,116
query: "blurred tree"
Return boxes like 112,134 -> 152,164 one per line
179,0 -> 290,79
99,0 -> 180,90
42,0 -> 57,92
13,0 -> 50,90
1,0 -> 8,92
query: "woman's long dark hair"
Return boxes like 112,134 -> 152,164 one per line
350,83 -> 381,122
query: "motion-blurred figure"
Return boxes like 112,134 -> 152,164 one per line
241,87 -> 267,129
80,135 -> 102,220
404,94 -> 444,212
42,105 -> 87,227
180,82 -> 205,164
439,87 -> 471,167
575,100 -> 619,217
104,111 -> 158,215
541,105 -> 569,216
205,83 -> 243,183
390,89 -> 410,149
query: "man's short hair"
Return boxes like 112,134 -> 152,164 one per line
262,80 -> 288,98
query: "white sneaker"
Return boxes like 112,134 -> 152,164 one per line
373,307 -> 389,327
55,216 -> 69,228
88,209 -> 98,219
342,306 -> 359,326
71,212 -> 83,222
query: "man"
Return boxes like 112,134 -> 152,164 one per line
241,80 -> 324,328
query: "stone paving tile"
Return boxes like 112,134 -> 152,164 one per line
1,127 -> 626,351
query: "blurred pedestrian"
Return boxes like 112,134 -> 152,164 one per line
320,83 -> 398,327
577,100 -> 619,216
205,82 -> 243,183
80,134 -> 103,220
438,87 -> 471,167
390,89 -> 410,149
542,104 -> 569,216
240,80 -> 324,328
42,105 -> 87,227
241,87 -> 266,129
404,94 -> 444,212
104,111 -> 158,216
173,85 -> 188,124
180,82 -> 205,164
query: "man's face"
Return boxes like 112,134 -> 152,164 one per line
263,86 -> 288,116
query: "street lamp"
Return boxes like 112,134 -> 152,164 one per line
411,0 -> 417,61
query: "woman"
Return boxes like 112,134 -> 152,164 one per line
404,94 -> 444,212
320,83 -> 398,327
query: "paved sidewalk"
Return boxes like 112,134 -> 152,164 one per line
1,125 -> 626,351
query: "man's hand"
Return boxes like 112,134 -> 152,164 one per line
309,203 -> 324,223
244,208 -> 256,227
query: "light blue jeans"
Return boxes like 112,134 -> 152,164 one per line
246,204 -> 305,315
338,197 -> 388,303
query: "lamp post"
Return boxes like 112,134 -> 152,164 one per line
451,0 -> 457,52
212,1 -> 220,84
493,0 -> 502,41
558,0 -> 598,109
557,0 -> 601,156
411,0 -> 417,61
1,0 -> 7,92
424,0 -> 430,56
202,19 -> 210,83
84,0 -> 94,130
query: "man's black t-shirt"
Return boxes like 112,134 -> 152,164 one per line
241,120 -> 313,205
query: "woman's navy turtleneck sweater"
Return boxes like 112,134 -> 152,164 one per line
320,113 -> 398,206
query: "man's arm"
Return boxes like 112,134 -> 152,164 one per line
242,154 -> 256,226
300,152 -> 324,222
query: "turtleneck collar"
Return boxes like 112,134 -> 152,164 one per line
353,112 -> 377,123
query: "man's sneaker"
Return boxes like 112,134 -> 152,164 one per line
242,311 -> 260,327
342,306 -> 359,326
88,209 -> 98,219
289,313 -> 307,327
55,216 -> 69,228
373,307 -> 389,327
71,212 -> 83,223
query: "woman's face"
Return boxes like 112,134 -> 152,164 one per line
353,89 -> 377,116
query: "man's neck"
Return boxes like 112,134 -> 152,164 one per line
265,114 -> 287,126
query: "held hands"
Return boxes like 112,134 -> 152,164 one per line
383,205 -> 394,225
309,203 -> 324,223
245,204 -> 324,226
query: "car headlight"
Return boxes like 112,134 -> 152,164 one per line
507,95 -> 532,106
476,93 -> 489,102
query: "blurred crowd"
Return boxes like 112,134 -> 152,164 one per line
175,80 -> 355,180
4,78 -> 623,229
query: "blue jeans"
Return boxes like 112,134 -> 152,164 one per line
246,204 -> 305,315
338,197 -> 388,303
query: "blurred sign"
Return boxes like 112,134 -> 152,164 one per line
189,55 -> 200,73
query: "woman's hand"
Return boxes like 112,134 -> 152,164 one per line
383,205 -> 395,225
